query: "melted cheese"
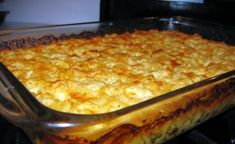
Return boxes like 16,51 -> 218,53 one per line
0,30 -> 235,114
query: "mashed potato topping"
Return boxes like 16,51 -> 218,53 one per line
0,30 -> 235,114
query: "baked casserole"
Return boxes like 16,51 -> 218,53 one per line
0,27 -> 235,144
0,30 -> 235,114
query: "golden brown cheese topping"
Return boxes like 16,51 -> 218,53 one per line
0,30 -> 235,114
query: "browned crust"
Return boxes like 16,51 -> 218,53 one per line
0,32 -> 97,49
40,78 -> 235,144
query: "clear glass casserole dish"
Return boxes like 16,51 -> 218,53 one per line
0,17 -> 235,144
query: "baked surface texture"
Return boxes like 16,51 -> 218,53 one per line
0,30 -> 235,114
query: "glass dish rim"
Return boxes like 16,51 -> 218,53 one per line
1,16 -> 235,35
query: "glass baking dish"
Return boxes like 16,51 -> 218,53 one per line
0,17 -> 235,144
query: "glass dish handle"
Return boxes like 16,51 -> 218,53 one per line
0,62 -> 95,129
0,62 -> 47,123
0,74 -> 24,117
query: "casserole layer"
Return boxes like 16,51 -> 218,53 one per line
0,30 -> 235,114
